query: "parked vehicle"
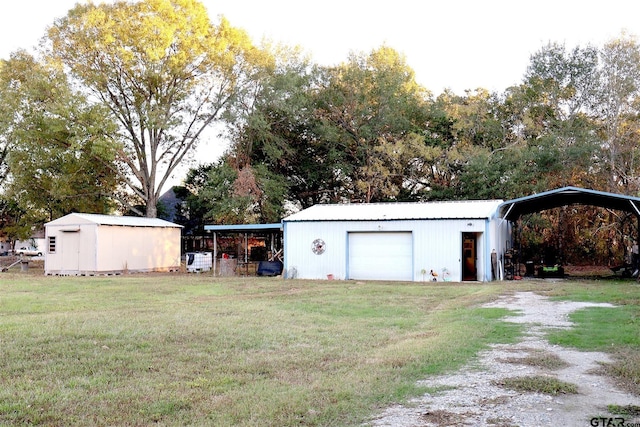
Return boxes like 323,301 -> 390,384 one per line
16,247 -> 42,257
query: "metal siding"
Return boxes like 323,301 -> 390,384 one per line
284,221 -> 347,280
419,220 -> 464,282
477,230 -> 485,281
348,232 -> 413,281
284,218 -> 509,282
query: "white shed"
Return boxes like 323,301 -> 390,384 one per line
44,213 -> 182,275
282,200 -> 509,282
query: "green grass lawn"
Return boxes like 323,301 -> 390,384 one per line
0,273 -> 637,426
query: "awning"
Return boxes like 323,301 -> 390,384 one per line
204,223 -> 282,233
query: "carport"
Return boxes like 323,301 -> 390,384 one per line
498,186 -> 640,277
499,186 -> 640,221
203,223 -> 283,276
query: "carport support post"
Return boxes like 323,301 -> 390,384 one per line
213,231 -> 217,276
244,232 -> 248,275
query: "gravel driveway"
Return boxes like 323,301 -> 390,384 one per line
369,291 -> 640,427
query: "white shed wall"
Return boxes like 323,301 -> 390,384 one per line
95,225 -> 181,272
45,224 -> 98,274
45,215 -> 181,275
284,218 -> 505,282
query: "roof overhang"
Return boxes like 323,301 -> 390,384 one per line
204,223 -> 283,233
499,186 -> 640,221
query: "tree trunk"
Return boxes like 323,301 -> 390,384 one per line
145,187 -> 158,218
146,201 -> 157,218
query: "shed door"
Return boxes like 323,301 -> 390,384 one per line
61,231 -> 80,273
348,232 -> 413,281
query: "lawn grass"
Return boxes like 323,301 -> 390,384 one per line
496,375 -> 578,395
0,273 -> 637,426
543,281 -> 640,395
497,349 -> 570,370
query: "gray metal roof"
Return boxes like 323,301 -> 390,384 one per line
499,186 -> 640,220
46,213 -> 182,228
283,200 -> 503,222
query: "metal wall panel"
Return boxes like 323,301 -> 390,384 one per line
283,218 -> 506,282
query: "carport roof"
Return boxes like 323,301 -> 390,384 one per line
283,200 -> 503,222
499,186 -> 640,221
204,223 -> 283,233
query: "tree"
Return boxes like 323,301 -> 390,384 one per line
595,33 -> 640,193
0,196 -> 27,242
315,46 -> 433,202
228,49 -> 347,209
478,38 -> 640,266
0,57 -> 23,189
522,42 -> 602,189
47,0 -> 266,217
185,160 -> 287,224
0,51 -> 122,235
432,89 -> 508,199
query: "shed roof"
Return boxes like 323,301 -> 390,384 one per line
283,200 -> 503,222
499,186 -> 640,221
46,213 -> 182,228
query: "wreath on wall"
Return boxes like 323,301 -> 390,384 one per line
311,238 -> 326,255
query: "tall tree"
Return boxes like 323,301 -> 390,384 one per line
0,51 -> 122,236
0,58 -> 22,189
185,160 -> 287,224
316,46 -> 432,202
233,45 -> 437,206
595,33 -> 640,193
522,42 -> 601,189
236,51 -> 351,208
223,45 -> 322,210
47,0 -> 266,217
433,89 -> 508,199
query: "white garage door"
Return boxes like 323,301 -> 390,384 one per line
348,232 -> 413,281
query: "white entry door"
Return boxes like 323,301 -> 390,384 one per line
61,231 -> 80,274
348,232 -> 413,281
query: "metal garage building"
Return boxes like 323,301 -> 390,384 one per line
44,213 -> 182,275
282,200 -> 508,282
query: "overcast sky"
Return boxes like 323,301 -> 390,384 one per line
2,0 -> 639,94
1,0 -> 639,188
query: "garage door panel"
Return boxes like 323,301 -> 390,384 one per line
348,232 -> 413,281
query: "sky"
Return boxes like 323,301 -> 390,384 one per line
2,0 -> 639,94
1,0 -> 639,188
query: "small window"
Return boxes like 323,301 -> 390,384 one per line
48,236 -> 56,254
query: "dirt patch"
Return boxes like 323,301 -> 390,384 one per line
369,291 -> 640,427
